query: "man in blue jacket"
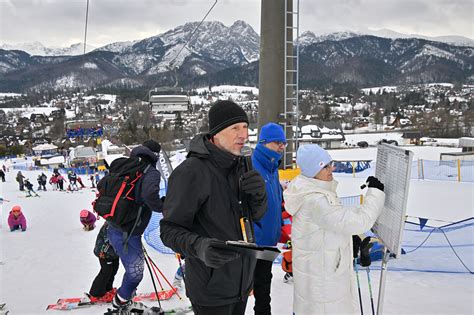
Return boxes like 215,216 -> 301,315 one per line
251,123 -> 286,315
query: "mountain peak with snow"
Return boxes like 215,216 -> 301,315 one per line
0,42 -> 96,56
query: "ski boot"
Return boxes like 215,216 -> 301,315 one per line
106,293 -> 164,315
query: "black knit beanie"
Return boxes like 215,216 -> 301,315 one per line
208,100 -> 249,136
143,139 -> 161,154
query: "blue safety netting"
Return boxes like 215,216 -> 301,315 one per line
369,218 -> 474,274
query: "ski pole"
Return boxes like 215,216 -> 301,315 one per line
143,246 -> 183,300
366,267 -> 375,315
354,258 -> 364,315
146,253 -> 164,290
143,246 -> 163,310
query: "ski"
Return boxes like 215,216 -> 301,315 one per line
47,289 -> 177,310
103,305 -> 192,315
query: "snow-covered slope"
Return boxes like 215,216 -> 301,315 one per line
0,146 -> 472,314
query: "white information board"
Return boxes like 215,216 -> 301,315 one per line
372,144 -> 413,258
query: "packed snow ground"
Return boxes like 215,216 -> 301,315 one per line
0,145 -> 473,314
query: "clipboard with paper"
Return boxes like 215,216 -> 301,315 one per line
215,240 -> 281,261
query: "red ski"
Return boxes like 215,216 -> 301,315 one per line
47,288 -> 177,310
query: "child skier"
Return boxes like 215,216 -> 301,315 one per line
8,205 -> 27,232
80,209 -> 97,231
24,179 -> 39,197
68,171 -> 79,191
81,222 -> 119,303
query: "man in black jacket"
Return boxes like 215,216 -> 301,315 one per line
160,100 -> 268,315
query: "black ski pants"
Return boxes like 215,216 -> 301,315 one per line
253,259 -> 273,315
89,257 -> 119,297
192,296 -> 248,315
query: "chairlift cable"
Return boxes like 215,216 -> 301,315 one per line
83,0 -> 90,55
147,0 -> 218,99
168,0 -> 218,69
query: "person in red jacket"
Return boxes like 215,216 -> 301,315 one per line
8,205 -> 27,232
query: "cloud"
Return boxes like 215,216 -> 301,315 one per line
0,0 -> 471,48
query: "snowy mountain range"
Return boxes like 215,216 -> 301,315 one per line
0,20 -> 473,92
298,30 -> 474,48
0,42 -> 97,56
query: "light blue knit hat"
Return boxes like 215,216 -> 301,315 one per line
296,144 -> 332,178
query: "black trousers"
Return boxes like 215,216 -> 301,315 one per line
89,257 -> 120,297
192,297 -> 248,315
253,259 -> 273,315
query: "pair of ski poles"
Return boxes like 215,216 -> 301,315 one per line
354,258 -> 375,315
142,245 -> 184,313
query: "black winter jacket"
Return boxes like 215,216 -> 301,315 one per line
160,134 -> 267,306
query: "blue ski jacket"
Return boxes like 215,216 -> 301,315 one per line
252,143 -> 283,246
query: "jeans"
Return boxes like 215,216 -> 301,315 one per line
107,226 -> 144,300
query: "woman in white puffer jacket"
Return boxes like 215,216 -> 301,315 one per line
284,144 -> 385,315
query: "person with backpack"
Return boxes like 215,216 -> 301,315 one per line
250,123 -> 286,315
81,222 -> 119,303
16,171 -> 25,191
160,100 -> 267,315
97,140 -> 163,313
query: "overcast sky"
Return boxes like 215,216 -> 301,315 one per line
1,0 -> 472,48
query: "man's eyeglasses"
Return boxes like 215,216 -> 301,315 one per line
274,141 -> 287,147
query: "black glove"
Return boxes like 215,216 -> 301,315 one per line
241,170 -> 266,196
366,176 -> 384,192
196,238 -> 240,269
160,196 -> 166,203
359,237 -> 374,267
352,235 -> 361,259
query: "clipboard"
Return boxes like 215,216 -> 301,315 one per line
216,240 -> 281,262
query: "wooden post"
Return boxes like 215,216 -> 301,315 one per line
457,159 -> 461,182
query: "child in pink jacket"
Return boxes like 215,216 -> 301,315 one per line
80,209 -> 97,231
8,205 -> 27,232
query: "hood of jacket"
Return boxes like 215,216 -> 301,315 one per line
188,133 -> 240,172
284,175 -> 338,216
130,145 -> 158,166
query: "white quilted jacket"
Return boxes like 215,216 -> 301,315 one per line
283,175 -> 385,315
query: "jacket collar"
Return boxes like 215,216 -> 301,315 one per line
253,143 -> 281,172
188,133 -> 239,171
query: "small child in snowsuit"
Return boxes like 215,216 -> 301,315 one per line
24,179 -> 39,197
80,209 -> 97,231
68,171 -> 79,191
82,222 -> 119,303
8,205 -> 27,232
